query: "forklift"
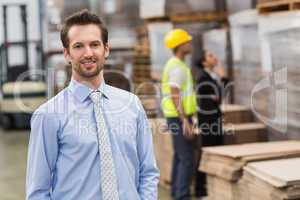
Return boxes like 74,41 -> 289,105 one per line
0,2 -> 47,129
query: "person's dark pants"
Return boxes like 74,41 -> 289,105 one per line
167,117 -> 196,200
195,113 -> 224,197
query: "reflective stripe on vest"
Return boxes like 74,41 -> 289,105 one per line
161,57 -> 197,117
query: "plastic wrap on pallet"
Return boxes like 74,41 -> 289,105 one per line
147,22 -> 173,75
140,0 -> 165,19
229,9 -> 272,124
257,12 -> 300,138
203,28 -> 227,66
229,10 -> 259,64
96,0 -> 141,49
267,28 -> 300,137
165,0 -> 217,15
227,0 -> 253,14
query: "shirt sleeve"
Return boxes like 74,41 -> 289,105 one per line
168,66 -> 187,88
136,98 -> 160,200
26,110 -> 60,200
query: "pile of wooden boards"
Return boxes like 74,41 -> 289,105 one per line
241,157 -> 300,200
221,104 -> 268,145
148,118 -> 173,186
199,140 -> 300,200
133,26 -> 152,85
133,26 -> 160,117
150,104 -> 269,186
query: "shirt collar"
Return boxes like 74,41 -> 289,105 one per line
68,78 -> 109,102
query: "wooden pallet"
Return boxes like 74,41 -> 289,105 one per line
257,0 -> 283,4
170,11 -> 227,23
257,0 -> 300,14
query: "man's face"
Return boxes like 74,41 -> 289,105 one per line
180,41 -> 192,55
64,24 -> 109,81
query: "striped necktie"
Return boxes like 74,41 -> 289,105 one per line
90,91 -> 119,200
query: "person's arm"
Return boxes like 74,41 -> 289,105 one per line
170,86 -> 193,139
26,110 -> 59,200
168,67 -> 193,139
136,98 -> 160,200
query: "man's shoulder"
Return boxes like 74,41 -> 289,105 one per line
105,84 -> 142,111
106,84 -> 137,99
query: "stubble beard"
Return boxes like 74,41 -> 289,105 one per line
74,62 -> 103,79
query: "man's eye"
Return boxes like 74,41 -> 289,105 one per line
73,45 -> 82,49
91,43 -> 100,47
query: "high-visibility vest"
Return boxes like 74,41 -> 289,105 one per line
161,57 -> 197,117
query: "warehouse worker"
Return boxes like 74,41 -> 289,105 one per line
162,29 -> 197,200
26,9 -> 159,200
194,50 -> 229,198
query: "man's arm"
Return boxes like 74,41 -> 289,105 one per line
168,66 -> 194,139
26,111 -> 59,200
136,98 -> 160,200
170,86 -> 193,139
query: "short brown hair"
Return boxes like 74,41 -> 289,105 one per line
60,9 -> 108,49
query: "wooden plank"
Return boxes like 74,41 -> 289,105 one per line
221,104 -> 250,113
170,11 -> 227,23
257,0 -> 300,15
202,140 -> 300,159
257,0 -> 283,4
224,123 -> 267,144
222,104 -> 253,124
245,157 -> 300,188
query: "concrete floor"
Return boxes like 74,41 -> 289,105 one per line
0,129 -> 176,200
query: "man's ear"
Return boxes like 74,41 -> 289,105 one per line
104,44 -> 110,58
63,48 -> 71,64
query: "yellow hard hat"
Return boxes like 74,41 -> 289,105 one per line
164,29 -> 192,49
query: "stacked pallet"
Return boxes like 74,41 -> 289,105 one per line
241,157 -> 300,200
257,0 -> 284,4
221,104 -> 253,124
133,26 -> 152,85
224,122 -> 268,144
199,140 -> 300,200
221,104 -> 268,145
257,0 -> 300,15
133,26 -> 159,117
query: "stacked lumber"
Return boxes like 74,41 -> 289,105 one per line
223,122 -> 268,144
133,26 -> 152,85
221,104 -> 268,145
241,157 -> 300,200
221,104 -> 253,124
149,118 -> 173,186
257,0 -> 300,15
199,140 -> 300,200
133,26 -> 159,117
150,104 -> 270,188
257,0 -> 285,4
170,11 -> 227,23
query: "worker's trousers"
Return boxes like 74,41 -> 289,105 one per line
166,117 -> 196,200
